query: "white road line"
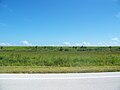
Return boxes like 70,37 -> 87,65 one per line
0,76 -> 120,80
0,72 -> 120,79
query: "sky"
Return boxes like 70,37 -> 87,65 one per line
0,0 -> 120,46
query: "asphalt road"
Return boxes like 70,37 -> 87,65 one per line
0,72 -> 120,90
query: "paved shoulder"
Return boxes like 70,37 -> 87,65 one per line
0,72 -> 120,90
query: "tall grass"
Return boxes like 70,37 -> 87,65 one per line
0,46 -> 120,67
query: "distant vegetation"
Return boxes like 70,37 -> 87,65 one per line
0,46 -> 120,73
0,46 -> 120,67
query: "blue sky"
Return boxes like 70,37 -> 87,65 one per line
0,0 -> 120,46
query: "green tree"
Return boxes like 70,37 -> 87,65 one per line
0,46 -> 3,50
59,47 -> 63,51
109,46 -> 112,51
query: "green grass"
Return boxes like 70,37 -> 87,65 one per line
0,46 -> 120,73
0,51 -> 120,67
0,66 -> 120,73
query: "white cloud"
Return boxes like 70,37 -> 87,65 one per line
49,43 -> 79,46
0,41 -> 32,46
112,37 -> 119,41
97,41 -> 109,46
0,43 -> 11,46
64,42 -> 71,46
20,41 -> 32,46
109,41 -> 120,46
74,43 -> 80,46
82,42 -> 87,46
63,42 -> 91,46
97,37 -> 120,46
98,40 -> 120,46
82,42 -> 90,46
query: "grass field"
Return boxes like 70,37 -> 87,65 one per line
0,46 -> 120,73
0,66 -> 120,73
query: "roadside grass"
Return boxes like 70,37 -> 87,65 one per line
0,66 -> 120,73
0,51 -> 120,66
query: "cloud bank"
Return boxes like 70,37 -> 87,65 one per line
20,41 -> 32,46
0,43 -> 11,46
0,38 -> 120,46
112,37 -> 119,41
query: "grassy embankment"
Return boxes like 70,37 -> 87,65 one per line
0,46 -> 120,73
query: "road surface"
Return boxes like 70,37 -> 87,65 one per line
0,72 -> 120,90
